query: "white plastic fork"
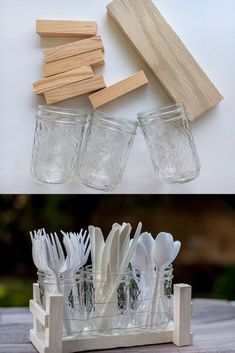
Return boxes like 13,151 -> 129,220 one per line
44,231 -> 66,292
30,229 -> 52,275
61,230 -> 90,277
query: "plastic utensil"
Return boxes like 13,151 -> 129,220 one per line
140,232 -> 155,269
148,232 -> 181,327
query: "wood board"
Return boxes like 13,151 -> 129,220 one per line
36,20 -> 97,38
44,36 -> 104,63
89,70 -> 148,108
43,49 -> 105,77
44,75 -> 106,104
107,0 -> 223,121
33,66 -> 94,94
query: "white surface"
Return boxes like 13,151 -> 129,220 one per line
0,0 -> 234,194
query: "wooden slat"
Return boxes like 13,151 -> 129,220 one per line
107,0 -> 223,121
63,324 -> 173,352
89,71 -> 148,108
43,49 -> 104,77
33,66 -> 94,94
44,36 -> 104,63
45,294 -> 63,353
36,20 -> 97,38
32,284 -> 43,333
44,75 -> 106,104
29,330 -> 48,353
29,300 -> 49,327
173,284 -> 192,346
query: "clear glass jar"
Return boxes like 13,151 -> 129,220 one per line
37,270 -> 85,338
78,111 -> 138,191
31,106 -> 88,184
85,267 -> 130,334
129,265 -> 173,331
138,104 -> 201,183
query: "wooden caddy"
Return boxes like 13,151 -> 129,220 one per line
29,283 -> 192,353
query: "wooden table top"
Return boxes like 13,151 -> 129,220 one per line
1,299 -> 235,353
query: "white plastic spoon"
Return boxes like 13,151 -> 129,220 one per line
131,240 -> 148,271
140,232 -> 155,270
148,233 -> 181,327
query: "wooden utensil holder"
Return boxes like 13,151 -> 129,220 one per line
29,283 -> 192,353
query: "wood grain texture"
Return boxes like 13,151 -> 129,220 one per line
44,36 -> 104,63
89,71 -> 148,108
32,66 -> 94,94
1,300 -> 235,353
36,20 -> 97,38
44,75 -> 106,104
43,49 -> 104,77
107,0 -> 223,121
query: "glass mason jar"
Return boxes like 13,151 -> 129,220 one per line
85,267 -> 130,334
37,270 -> 85,338
129,265 -> 173,331
138,104 -> 201,183
31,106 -> 88,184
78,111 -> 138,191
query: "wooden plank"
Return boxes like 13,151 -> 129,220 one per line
32,283 -> 43,333
45,294 -> 64,353
62,324 -> 173,352
29,330 -> 49,353
44,75 -> 106,104
29,300 -> 49,327
89,71 -> 148,108
36,20 -> 97,38
44,36 -> 104,63
107,0 -> 223,121
173,284 -> 192,347
33,66 -> 94,94
43,49 -> 104,77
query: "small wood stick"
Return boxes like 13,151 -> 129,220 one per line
44,75 -> 106,104
173,284 -> 192,346
43,49 -> 105,77
89,71 -> 148,108
36,19 -> 97,38
44,36 -> 104,63
33,66 -> 94,94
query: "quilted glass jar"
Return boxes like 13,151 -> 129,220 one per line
138,104 -> 201,183
31,106 -> 88,184
37,271 -> 85,338
78,111 -> 138,191
85,267 -> 130,334
129,265 -> 173,331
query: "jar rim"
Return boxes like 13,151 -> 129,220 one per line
92,110 -> 138,135
36,105 -> 88,124
137,103 -> 185,125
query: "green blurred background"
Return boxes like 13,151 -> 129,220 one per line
0,194 -> 235,307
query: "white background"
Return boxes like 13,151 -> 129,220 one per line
0,0 -> 234,194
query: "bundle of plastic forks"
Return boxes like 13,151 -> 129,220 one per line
30,229 -> 90,285
30,228 -> 91,335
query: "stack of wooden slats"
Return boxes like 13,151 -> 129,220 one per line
32,19 -> 148,107
33,20 -> 106,104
